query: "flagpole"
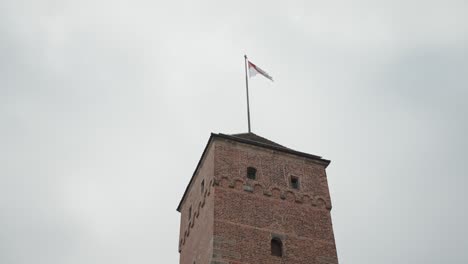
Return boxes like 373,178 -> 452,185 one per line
244,55 -> 251,133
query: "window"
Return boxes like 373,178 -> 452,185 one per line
188,206 -> 192,220
247,167 -> 257,180
290,176 -> 300,189
201,179 -> 205,194
271,238 -> 283,257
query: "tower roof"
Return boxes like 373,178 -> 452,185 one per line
229,132 -> 287,149
176,132 -> 330,212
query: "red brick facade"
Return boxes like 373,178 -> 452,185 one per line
178,133 -> 338,264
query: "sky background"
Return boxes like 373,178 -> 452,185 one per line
1,0 -> 468,263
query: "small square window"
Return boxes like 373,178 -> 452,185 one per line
247,167 -> 257,180
290,176 -> 300,189
201,179 -> 205,194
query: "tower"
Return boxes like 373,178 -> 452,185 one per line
177,133 -> 338,264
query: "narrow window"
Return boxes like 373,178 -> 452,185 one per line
271,238 -> 283,257
247,167 -> 257,180
188,206 -> 192,220
201,179 -> 205,194
290,176 -> 300,189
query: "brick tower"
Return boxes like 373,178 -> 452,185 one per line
177,133 -> 338,264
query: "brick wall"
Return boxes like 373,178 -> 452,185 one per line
178,137 -> 338,264
179,144 -> 215,264
211,139 -> 338,264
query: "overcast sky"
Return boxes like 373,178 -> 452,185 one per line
1,0 -> 467,263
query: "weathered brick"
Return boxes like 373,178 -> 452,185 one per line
178,134 -> 338,264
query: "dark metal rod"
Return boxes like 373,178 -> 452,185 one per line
244,54 -> 251,133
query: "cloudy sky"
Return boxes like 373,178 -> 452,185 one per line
1,0 -> 467,263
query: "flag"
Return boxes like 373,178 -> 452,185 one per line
248,61 -> 273,81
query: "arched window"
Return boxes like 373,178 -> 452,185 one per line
271,238 -> 283,257
247,167 -> 257,180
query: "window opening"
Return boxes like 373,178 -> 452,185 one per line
271,238 -> 283,257
290,176 -> 300,189
247,167 -> 257,180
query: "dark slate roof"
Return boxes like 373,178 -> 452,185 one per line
229,132 -> 287,149
176,132 -> 330,212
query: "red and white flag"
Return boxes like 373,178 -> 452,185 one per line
248,61 -> 273,81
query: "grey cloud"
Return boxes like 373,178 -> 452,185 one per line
1,0 -> 467,263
